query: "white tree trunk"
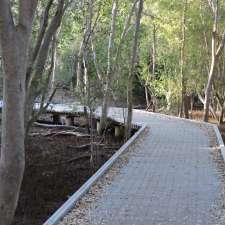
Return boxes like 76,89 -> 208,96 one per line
203,0 -> 225,121
99,0 -> 118,134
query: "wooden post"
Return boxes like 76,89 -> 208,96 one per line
97,121 -> 101,134
52,113 -> 60,124
115,125 -> 124,138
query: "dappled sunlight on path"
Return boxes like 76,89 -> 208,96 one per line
59,110 -> 225,225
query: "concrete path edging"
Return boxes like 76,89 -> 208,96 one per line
135,110 -> 225,161
134,109 -> 212,126
213,124 -> 225,162
43,123 -> 147,225
138,110 -> 225,164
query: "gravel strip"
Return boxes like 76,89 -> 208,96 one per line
58,128 -> 149,225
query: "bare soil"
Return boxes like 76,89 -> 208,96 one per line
12,120 -> 125,225
191,110 -> 225,142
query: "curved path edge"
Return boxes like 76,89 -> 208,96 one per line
136,110 -> 225,160
43,122 -> 147,225
43,109 -> 225,225
213,124 -> 225,162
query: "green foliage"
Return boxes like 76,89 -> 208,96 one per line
23,0 -> 225,110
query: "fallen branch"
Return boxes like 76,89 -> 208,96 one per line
34,122 -> 78,130
29,130 -> 91,138
45,131 -> 91,137
34,122 -> 97,134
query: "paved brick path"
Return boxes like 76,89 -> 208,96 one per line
60,110 -> 225,225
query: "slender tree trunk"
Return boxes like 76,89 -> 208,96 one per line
204,15 -> 217,122
180,0 -> 188,119
76,43 -> 84,91
150,23 -> 157,111
99,0 -> 118,134
166,88 -> 172,111
204,56 -> 216,121
203,0 -> 225,121
126,77 -> 133,139
51,30 -> 60,90
219,105 -> 224,124
216,92 -> 225,124
184,95 -> 189,118
83,52 -> 91,133
25,0 -> 65,130
145,86 -> 150,108
152,23 -> 156,79
199,92 -> 219,122
190,94 -> 194,118
126,0 -> 143,139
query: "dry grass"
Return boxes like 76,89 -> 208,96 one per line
191,110 -> 225,142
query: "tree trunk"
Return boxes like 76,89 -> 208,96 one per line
198,92 -> 219,122
145,86 -> 150,108
76,42 -> 84,91
216,92 -> 225,125
0,1 -> 38,224
25,0 -> 65,130
51,31 -> 59,90
184,95 -> 189,118
126,77 -> 133,139
203,57 -> 216,122
152,23 -> 156,78
0,50 -> 26,225
180,0 -> 188,119
219,106 -> 224,124
166,88 -> 172,111
203,0 -> 225,122
190,94 -> 194,118
126,0 -> 143,139
99,0 -> 118,134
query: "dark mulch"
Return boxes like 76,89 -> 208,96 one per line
12,124 -> 124,225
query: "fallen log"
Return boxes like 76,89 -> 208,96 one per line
34,122 -> 97,134
45,131 -> 91,138
29,130 -> 91,138
34,122 -> 78,130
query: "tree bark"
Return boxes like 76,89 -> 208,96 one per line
126,0 -> 143,139
219,106 -> 224,124
25,0 -> 65,130
198,92 -> 219,122
0,1 -> 38,224
204,0 -> 225,121
180,0 -> 188,119
99,0 -> 118,134
216,92 -> 225,124
51,28 -> 61,90
203,31 -> 216,122
145,86 -> 150,108
152,23 -> 156,80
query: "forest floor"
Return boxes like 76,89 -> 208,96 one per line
189,110 -> 225,142
12,116 -> 125,225
10,105 -> 225,225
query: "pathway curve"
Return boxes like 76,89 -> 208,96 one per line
59,110 -> 225,225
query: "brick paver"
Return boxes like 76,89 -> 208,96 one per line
60,110 -> 225,225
